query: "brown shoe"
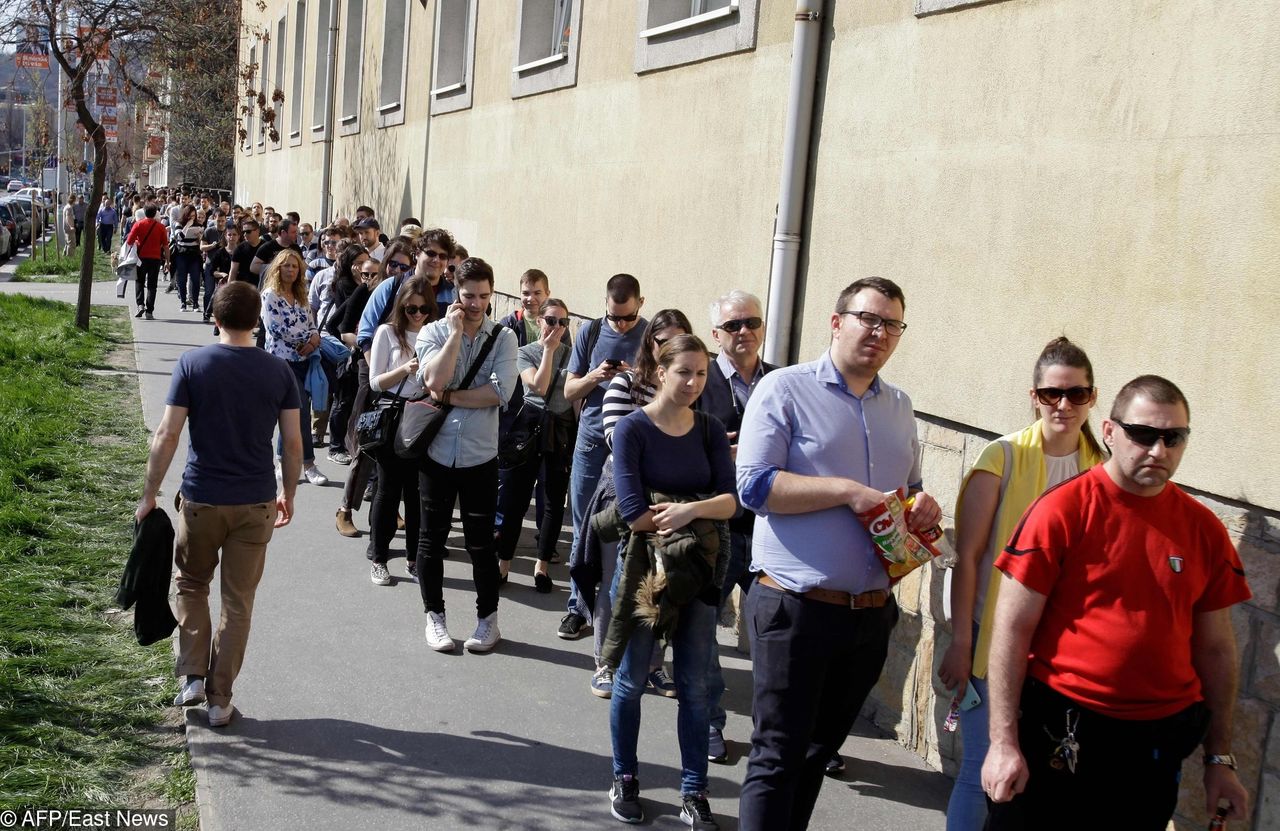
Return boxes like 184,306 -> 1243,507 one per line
336,508 -> 360,538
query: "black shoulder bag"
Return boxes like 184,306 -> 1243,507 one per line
395,327 -> 501,460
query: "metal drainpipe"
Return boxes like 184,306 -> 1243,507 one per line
318,0 -> 340,223
764,0 -> 824,367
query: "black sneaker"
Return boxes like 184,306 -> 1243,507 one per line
134,308 -> 144,318
609,775 -> 643,824
680,793 -> 718,829
825,752 -> 845,777
557,612 -> 588,640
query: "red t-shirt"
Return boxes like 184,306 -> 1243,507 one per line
125,217 -> 169,261
996,465 -> 1250,720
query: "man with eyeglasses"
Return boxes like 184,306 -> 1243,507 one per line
735,276 -> 941,830
696,289 -> 777,763
981,375 -> 1250,830
557,273 -> 647,641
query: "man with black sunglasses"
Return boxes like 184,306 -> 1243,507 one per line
983,375 -> 1251,830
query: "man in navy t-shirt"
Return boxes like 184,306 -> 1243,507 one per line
135,281 -> 302,728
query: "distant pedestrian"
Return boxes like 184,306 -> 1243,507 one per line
125,204 -> 169,320
72,194 -> 87,248
95,195 -> 117,254
61,194 -> 76,256
135,281 -> 301,728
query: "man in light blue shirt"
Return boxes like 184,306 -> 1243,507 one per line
413,258 -> 517,655
735,277 -> 943,831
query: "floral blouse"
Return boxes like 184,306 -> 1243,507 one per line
261,288 -> 318,362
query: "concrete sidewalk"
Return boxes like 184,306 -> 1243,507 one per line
1,275 -> 953,830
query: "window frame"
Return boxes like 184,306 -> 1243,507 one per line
633,0 -> 758,74
338,0 -> 366,136
289,0 -> 306,146
430,0 -> 478,115
272,13 -> 286,149
376,0 -> 411,128
245,42 -> 257,153
310,0 -> 333,142
511,0 -> 583,99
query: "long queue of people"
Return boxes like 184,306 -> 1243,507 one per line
134,191 -> 1252,831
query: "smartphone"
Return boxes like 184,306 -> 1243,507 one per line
605,358 -> 621,368
959,681 -> 982,712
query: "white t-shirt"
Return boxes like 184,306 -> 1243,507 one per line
368,323 -> 425,398
1045,451 -> 1081,488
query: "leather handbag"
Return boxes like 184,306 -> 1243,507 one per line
394,328 -> 501,460
356,379 -> 407,453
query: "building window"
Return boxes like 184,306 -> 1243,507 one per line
272,14 -> 286,148
377,0 -> 410,127
511,0 -> 582,99
634,0 -> 758,74
339,0 -> 365,135
245,43 -> 256,152
311,0 -> 331,140
430,0 -> 477,115
257,40 -> 268,147
290,0 -> 306,145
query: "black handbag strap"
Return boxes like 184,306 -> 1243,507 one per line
452,326 -> 502,393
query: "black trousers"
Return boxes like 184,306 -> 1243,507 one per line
368,439 -> 420,565
738,582 -> 899,831
416,456 -> 501,619
135,258 -> 162,312
984,679 -> 1209,831
495,447 -> 570,562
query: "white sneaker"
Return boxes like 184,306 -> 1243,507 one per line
173,677 -> 205,707
207,703 -> 233,727
464,612 -> 501,653
425,612 -> 454,652
370,562 -> 391,586
304,465 -> 329,486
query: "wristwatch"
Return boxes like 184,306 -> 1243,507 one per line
1204,754 -> 1237,770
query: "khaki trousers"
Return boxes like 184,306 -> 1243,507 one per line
174,496 -> 276,706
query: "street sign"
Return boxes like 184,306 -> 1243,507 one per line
105,128 -> 118,144
16,54 -> 50,69
96,86 -> 117,107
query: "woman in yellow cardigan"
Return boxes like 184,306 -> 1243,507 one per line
940,336 -> 1106,831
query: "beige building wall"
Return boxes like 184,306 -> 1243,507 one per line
235,3 -> 1280,827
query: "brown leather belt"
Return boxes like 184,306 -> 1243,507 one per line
758,573 -> 890,610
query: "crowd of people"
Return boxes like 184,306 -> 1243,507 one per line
131,187 -> 1253,830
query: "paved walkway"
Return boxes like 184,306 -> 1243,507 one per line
0,267 -> 952,830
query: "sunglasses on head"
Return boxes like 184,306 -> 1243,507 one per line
718,316 -> 763,333
1035,386 -> 1094,407
385,260 -> 413,273
403,304 -> 431,316
606,312 -> 639,323
543,316 -> 570,327
1114,420 -> 1190,449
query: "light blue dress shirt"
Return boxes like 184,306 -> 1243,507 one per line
735,350 -> 922,595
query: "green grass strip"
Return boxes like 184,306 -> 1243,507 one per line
13,245 -> 114,283
0,295 -> 191,813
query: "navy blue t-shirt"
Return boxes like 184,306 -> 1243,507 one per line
166,344 -> 300,504
612,409 -> 737,524
568,318 -> 647,442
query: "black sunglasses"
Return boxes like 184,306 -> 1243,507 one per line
718,316 -> 763,333
403,304 -> 431,316
1035,386 -> 1094,407
1114,420 -> 1190,449
543,316 -> 570,327
385,260 -> 413,273
606,312 -> 639,323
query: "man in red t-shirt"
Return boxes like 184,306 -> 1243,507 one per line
981,375 -> 1251,830
125,203 -> 170,320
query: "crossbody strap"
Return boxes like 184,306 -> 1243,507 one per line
454,327 -> 501,391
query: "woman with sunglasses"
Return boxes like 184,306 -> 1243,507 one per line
495,299 -> 576,593
366,276 -> 436,585
939,336 -> 1106,831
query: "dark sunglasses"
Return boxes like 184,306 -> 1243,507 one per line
403,304 -> 431,316
1114,420 -> 1191,449
606,312 -> 639,323
718,316 -> 763,333
422,250 -> 448,260
1035,386 -> 1094,407
385,260 -> 413,273
543,316 -> 570,327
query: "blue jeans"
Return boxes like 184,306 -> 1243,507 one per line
565,435 -> 609,617
611,596 -> 717,795
946,627 -> 989,831
278,360 -> 315,464
708,531 -> 753,731
173,252 -> 202,307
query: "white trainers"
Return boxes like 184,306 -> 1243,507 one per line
304,465 -> 329,486
207,703 -> 233,727
173,677 -> 205,707
464,612 -> 501,653
370,562 -> 391,586
425,611 -> 454,652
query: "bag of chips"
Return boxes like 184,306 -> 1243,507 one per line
855,489 -> 954,580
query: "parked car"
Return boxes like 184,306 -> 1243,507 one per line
7,198 -> 43,240
14,187 -> 53,217
0,200 -> 33,247
6,179 -> 27,193
0,220 -> 10,261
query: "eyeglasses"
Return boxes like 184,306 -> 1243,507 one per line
240,227 -> 257,234
543,316 -> 570,327
358,269 -> 380,278
1035,386 -> 1094,407
403,305 -> 431,316
385,260 -> 413,273
606,312 -> 639,323
422,250 -> 448,260
1114,420 -> 1191,449
322,239 -> 339,247
718,316 -> 763,334
839,310 -> 907,336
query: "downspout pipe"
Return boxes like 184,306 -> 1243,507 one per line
764,0 -> 824,367
318,0 -> 339,224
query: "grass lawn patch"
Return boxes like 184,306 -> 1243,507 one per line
13,245 -> 114,283
0,295 -> 194,823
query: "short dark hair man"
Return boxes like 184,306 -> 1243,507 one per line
735,276 -> 941,829
125,203 -> 170,320
135,281 -> 302,728
981,375 -> 1251,829
249,218 -> 302,279
227,220 -> 262,284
